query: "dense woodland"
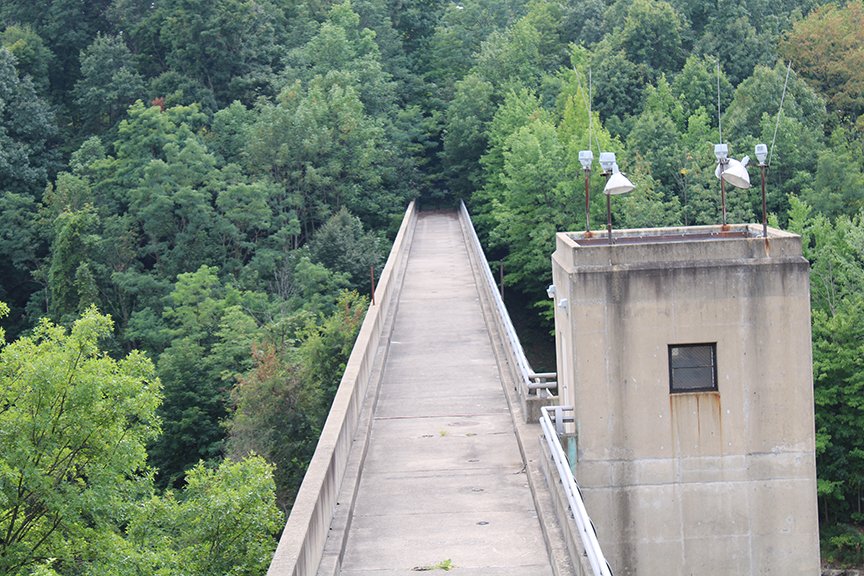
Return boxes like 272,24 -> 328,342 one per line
0,0 -> 863,572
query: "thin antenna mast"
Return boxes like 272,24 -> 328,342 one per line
768,61 -> 792,167
717,59 -> 722,144
588,67 -> 593,149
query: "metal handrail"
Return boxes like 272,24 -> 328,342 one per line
459,201 -> 557,393
540,406 -> 614,576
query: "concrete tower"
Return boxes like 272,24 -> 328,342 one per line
550,224 -> 820,574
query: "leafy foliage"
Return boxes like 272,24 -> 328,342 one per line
2,0 -> 864,568
229,291 -> 368,510
780,1 -> 864,121
0,308 -> 160,575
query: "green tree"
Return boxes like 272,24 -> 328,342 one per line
73,34 -> 146,134
671,55 -> 733,127
801,128 -> 864,220
780,1 -> 864,120
307,207 -> 384,294
787,199 -> 864,534
208,101 -> 256,164
0,192 -> 45,336
119,457 -> 283,576
246,80 -> 397,238
0,307 -> 161,575
273,0 -> 421,216
388,0 -> 445,57
47,207 -> 101,320
627,78 -> 686,194
723,62 -> 827,142
472,0 -> 566,92
229,291 -> 367,510
421,0 -> 521,99
441,74 -> 496,198
1,24 -> 53,94
215,172 -> 278,273
0,0 -> 113,99
149,266 -> 262,486
486,119 -> 570,294
475,87 -> 548,219
116,0 -> 284,109
561,0 -> 607,46
89,101 -> 209,215
616,170 -> 683,229
285,0 -> 398,115
696,2 -> 774,85
0,48 -> 57,197
588,41 -> 650,131
619,0 -> 685,74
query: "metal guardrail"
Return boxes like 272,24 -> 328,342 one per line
540,406 -> 614,576
458,201 -> 557,394
460,202 -> 611,574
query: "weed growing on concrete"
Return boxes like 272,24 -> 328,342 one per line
411,559 -> 453,571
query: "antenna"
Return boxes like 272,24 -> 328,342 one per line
578,67 -> 595,236
588,67 -> 593,149
768,61 -> 792,167
754,62 -> 792,239
716,59 -> 722,144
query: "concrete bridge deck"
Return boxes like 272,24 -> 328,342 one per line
329,212 -> 553,575
268,205 -> 578,576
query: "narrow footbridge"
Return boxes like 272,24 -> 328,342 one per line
268,203 -> 611,576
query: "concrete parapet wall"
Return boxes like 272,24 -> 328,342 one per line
267,201 -> 417,576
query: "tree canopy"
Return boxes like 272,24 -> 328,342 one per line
2,0 -> 864,569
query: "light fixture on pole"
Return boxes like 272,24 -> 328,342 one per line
579,150 -> 594,236
714,144 -> 751,228
755,143 -> 768,238
599,153 -> 635,243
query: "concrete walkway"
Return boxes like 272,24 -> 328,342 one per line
336,212 -> 553,575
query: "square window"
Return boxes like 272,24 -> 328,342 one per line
669,343 -> 717,393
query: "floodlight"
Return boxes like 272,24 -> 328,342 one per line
723,160 -> 751,189
600,159 -> 635,243
603,164 -> 635,195
546,284 -> 556,299
599,152 -> 616,173
714,143 -> 728,162
755,143 -> 768,165
579,150 -> 593,170
716,157 -> 751,189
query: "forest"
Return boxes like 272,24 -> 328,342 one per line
0,0 -> 862,572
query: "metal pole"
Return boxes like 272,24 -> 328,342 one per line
584,169 -> 592,236
720,174 -> 728,228
760,163 -> 768,239
606,193 -> 612,243
602,171 -> 612,243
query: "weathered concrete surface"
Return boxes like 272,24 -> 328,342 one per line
334,212 -> 554,576
551,224 -> 820,575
